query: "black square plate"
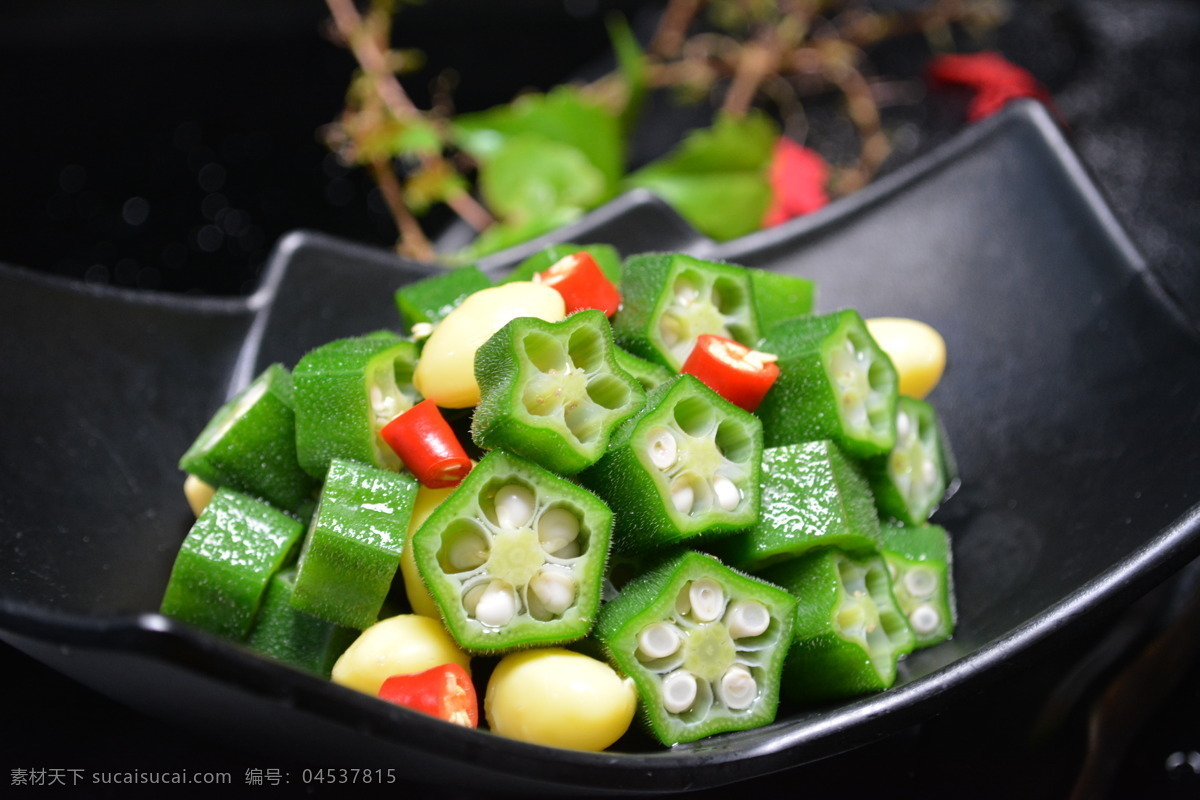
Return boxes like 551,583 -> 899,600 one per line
1,101 -> 1197,793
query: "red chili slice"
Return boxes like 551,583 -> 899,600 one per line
380,400 -> 472,489
377,663 -> 478,728
535,252 -> 622,317
681,334 -> 780,412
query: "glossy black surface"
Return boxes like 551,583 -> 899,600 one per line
2,100 -> 1198,793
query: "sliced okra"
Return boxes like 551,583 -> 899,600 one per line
757,309 -> 899,457
709,440 -> 881,571
879,523 -> 956,648
471,310 -> 646,475
613,346 -> 674,394
504,242 -> 623,286
246,566 -> 358,678
410,450 -> 613,653
289,459 -> 418,629
293,333 -> 420,478
160,488 -> 304,640
760,548 -> 916,704
747,267 -> 815,330
865,397 -> 956,525
179,363 -> 318,517
614,253 -> 759,371
394,264 -> 493,335
581,375 -> 762,553
594,550 -> 796,745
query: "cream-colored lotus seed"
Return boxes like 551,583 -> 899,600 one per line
183,474 -> 216,518
413,282 -> 566,408
331,614 -> 470,696
400,482 -> 459,618
485,649 -> 637,751
865,317 -> 947,400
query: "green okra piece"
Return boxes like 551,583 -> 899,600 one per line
289,459 -> 418,629
708,440 -> 881,571
594,550 -> 796,745
292,333 -> 420,478
411,450 -> 614,654
746,268 -> 815,330
581,374 -> 762,553
504,242 -> 622,285
757,309 -> 899,457
613,347 -> 674,393
864,396 -> 957,525
160,488 -> 305,640
245,567 -> 358,678
179,363 -> 318,517
760,548 -> 916,704
879,523 -> 956,648
472,310 -> 646,475
613,253 -> 759,371
394,265 -> 493,332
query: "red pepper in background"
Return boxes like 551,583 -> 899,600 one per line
381,400 -> 472,489
763,138 -> 829,228
378,663 -> 479,728
925,51 -> 1063,125
535,252 -> 622,317
681,334 -> 780,413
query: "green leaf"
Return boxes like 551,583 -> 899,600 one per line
622,111 -> 778,241
606,13 -> 647,136
479,134 -> 606,225
454,86 -> 624,193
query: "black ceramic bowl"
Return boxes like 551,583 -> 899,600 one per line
2,101 -> 1198,794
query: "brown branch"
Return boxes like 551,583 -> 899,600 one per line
368,159 -> 435,261
721,39 -> 779,117
650,0 -> 705,58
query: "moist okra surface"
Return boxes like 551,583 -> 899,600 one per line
411,450 -> 613,653
595,550 -> 796,745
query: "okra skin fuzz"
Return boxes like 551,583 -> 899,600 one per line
594,550 -> 796,745
757,310 -> 899,457
410,450 -> 613,654
471,310 -> 646,476
178,363 -> 318,517
581,375 -> 762,554
864,397 -> 958,526
160,488 -> 306,640
879,523 -> 957,648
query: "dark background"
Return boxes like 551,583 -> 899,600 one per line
3,1 -> 1200,797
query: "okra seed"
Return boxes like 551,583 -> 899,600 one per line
688,578 -> 725,623
528,567 -> 577,616
647,427 -> 679,470
716,665 -> 757,710
921,458 -> 938,487
537,508 -> 580,555
712,475 -> 740,512
909,604 -> 941,634
904,567 -> 938,598
445,530 -> 490,572
637,622 -> 683,660
673,276 -> 702,307
660,312 -> 685,347
473,580 -> 519,628
552,539 -> 582,559
494,485 -> 536,530
661,670 -> 698,714
896,409 -> 912,441
724,600 -> 770,639
670,484 -> 695,515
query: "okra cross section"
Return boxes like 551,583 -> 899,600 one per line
293,332 -> 420,479
865,396 -> 957,525
614,253 -> 759,371
160,488 -> 305,640
880,523 -> 956,648
179,363 -> 318,517
760,548 -> 916,704
410,450 -> 613,653
581,374 -> 762,553
710,440 -> 882,571
757,309 -> 899,457
471,310 -> 646,475
594,550 -> 796,745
